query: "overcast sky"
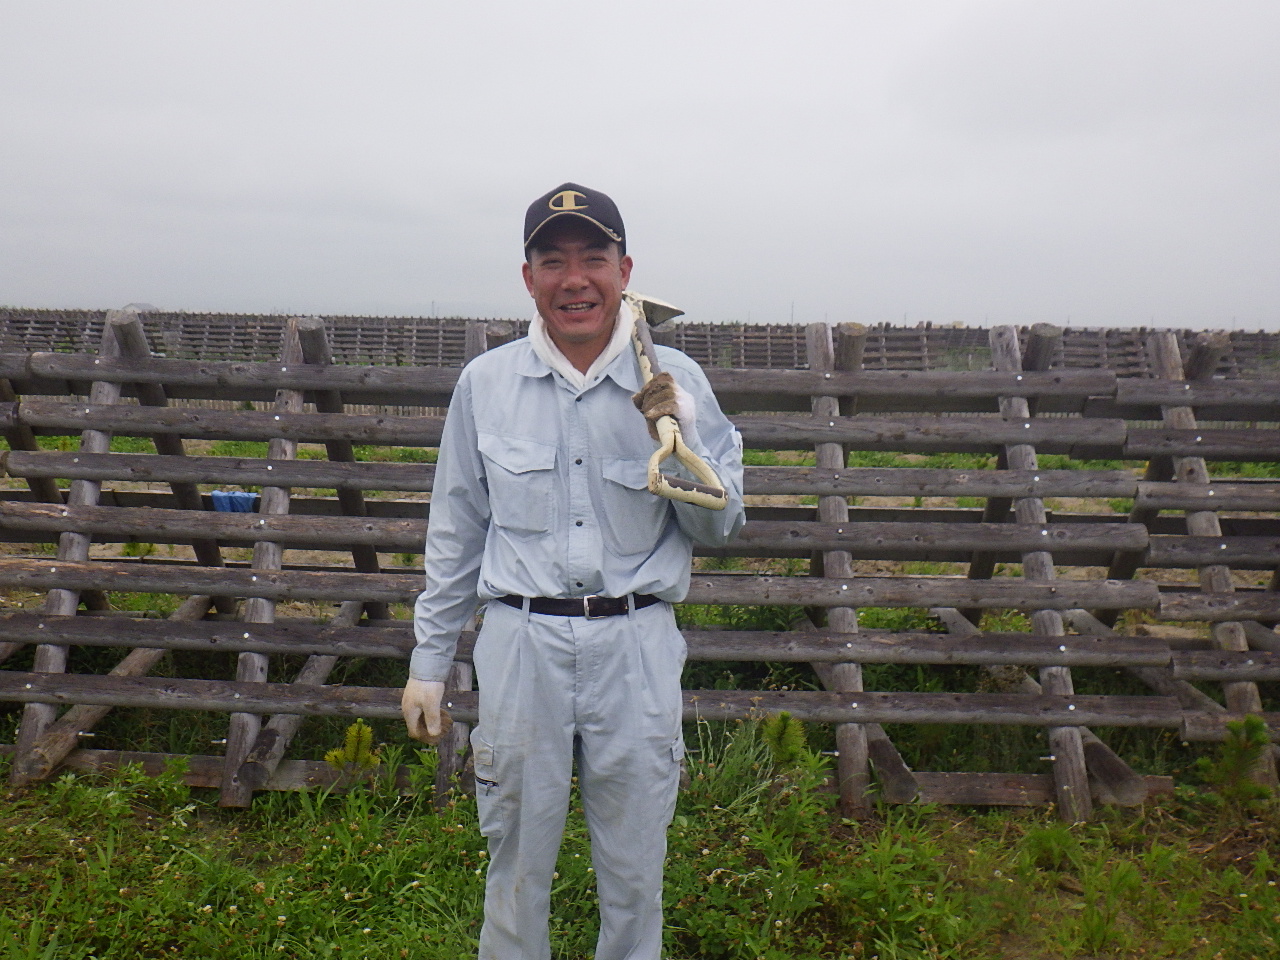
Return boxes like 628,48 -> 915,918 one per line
2,1 -> 1277,330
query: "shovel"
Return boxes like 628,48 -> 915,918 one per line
624,291 -> 729,511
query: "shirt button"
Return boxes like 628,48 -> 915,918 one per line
576,520 -> 583,526
576,581 -> 583,588
575,458 -> 582,465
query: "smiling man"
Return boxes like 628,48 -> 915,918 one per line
401,182 -> 745,960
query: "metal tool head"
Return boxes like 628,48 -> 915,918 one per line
626,291 -> 685,328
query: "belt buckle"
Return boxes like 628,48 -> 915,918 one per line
583,595 -> 609,619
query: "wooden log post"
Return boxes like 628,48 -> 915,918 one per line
1141,332 -> 1277,787
805,322 -> 873,816
1101,334 -> 1231,623
961,323 -> 1060,623
237,600 -> 362,789
295,316 -> 388,620
236,318 -> 396,790
485,320 -> 518,352
830,324 -> 921,803
988,324 -> 1094,821
219,319 -> 307,807
7,312 -> 130,786
111,312 -> 237,617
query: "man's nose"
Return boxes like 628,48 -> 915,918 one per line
561,264 -> 588,289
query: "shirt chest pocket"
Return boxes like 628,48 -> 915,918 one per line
599,458 -> 670,556
478,433 -> 558,538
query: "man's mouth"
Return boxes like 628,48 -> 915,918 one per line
559,301 -> 596,314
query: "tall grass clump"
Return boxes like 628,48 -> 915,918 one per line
665,716 -> 982,958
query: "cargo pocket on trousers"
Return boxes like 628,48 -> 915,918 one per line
470,731 -> 505,839
672,736 -> 690,793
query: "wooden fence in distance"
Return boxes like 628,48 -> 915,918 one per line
5,306 -> 1280,376
1,309 -> 1279,821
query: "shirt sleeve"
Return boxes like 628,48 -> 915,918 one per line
410,371 -> 490,682
660,352 -> 746,548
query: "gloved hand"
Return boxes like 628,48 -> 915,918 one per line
631,372 -> 696,442
401,678 -> 451,744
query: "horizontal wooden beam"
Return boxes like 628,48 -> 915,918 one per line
1114,377 -> 1280,410
745,466 -> 1138,498
0,501 -> 1147,558
732,413 -> 1127,455
25,353 -> 459,403
6,451 -> 1146,501
1136,481 -> 1280,513
1172,650 -> 1280,681
1146,536 -> 1280,569
4,450 -> 435,492
14,400 -> 446,446
0,501 -> 427,550
909,771 -> 1174,806
0,741 -> 1181,804
1158,592 -> 1280,623
1181,711 -> 1280,742
687,573 -> 1158,610
0,672 -> 1187,728
22,352 -> 1118,402
1126,428 -> 1280,461
0,612 -> 1178,667
0,558 -> 1159,610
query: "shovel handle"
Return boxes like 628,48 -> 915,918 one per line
629,299 -> 729,511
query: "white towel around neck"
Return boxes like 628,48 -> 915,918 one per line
528,297 -> 637,391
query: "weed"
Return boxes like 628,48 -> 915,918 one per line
759,711 -> 810,767
1020,822 -> 1082,872
1196,714 -> 1275,812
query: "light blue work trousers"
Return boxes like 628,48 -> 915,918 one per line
470,597 -> 686,960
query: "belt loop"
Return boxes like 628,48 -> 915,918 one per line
626,592 -> 636,620
522,595 -> 531,625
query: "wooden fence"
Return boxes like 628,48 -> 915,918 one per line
5,306 -> 1280,376
1,309 -> 1278,821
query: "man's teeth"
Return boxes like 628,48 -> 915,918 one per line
562,303 -> 593,312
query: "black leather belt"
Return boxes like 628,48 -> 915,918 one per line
497,594 -> 661,619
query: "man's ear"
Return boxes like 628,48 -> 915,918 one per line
619,254 -> 633,288
522,260 -> 535,295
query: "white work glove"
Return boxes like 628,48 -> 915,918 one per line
401,677 -> 449,744
631,373 -> 698,442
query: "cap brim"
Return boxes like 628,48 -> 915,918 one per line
524,211 -> 623,247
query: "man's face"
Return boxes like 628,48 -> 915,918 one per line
522,219 -> 633,354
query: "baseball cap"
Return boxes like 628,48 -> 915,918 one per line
523,182 -> 625,254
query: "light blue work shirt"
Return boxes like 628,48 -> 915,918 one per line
410,337 -> 745,682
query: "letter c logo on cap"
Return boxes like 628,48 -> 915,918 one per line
549,189 -> 588,211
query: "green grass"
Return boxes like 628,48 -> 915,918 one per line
1209,460 -> 1280,479
2,724 -> 1278,960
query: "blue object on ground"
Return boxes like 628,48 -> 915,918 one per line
211,490 -> 259,513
